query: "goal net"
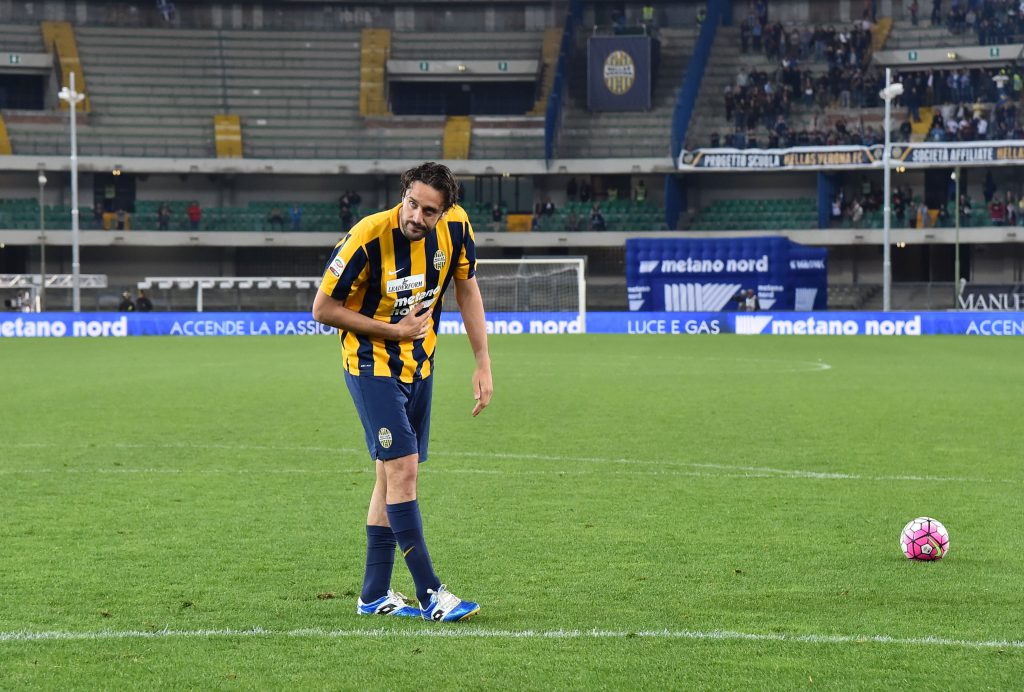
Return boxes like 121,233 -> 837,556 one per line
442,258 -> 586,330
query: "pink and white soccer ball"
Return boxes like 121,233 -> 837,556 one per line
900,517 -> 950,561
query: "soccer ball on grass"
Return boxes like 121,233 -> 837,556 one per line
899,517 -> 949,561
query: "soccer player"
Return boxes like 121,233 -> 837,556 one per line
312,162 -> 492,622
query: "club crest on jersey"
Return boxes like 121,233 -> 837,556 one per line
433,249 -> 446,271
377,428 -> 393,449
386,274 -> 425,294
328,256 -> 345,277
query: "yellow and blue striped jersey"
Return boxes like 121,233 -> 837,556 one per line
319,202 -> 476,382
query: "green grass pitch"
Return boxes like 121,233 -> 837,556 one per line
1,333 -> 1022,689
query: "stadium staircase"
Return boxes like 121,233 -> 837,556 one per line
213,114 -> 243,158
0,115 -> 11,155
557,28 -> 697,159
870,17 -> 894,52
911,106 -> 934,138
359,28 -> 391,117
40,21 -> 91,113
442,116 -> 471,159
529,28 -> 566,116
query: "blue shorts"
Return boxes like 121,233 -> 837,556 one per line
345,372 -> 433,462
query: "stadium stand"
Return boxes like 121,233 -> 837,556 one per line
690,197 -> 818,231
827,283 -> 880,309
687,20 -> 882,150
0,22 -> 44,52
892,0 -> 1024,47
3,24 -> 551,159
390,30 -> 543,62
389,29 -> 548,158
78,26 -> 217,155
559,28 -> 696,158
532,198 -> 666,232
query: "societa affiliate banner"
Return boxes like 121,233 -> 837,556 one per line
678,140 -> 1024,172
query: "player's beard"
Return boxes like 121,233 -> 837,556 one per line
399,209 -> 435,241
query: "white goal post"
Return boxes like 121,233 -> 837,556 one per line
456,258 -> 587,332
139,258 -> 588,329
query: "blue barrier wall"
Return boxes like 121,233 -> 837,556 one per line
544,0 -> 583,163
669,0 -> 724,161
665,0 -> 724,229
3,311 -> 1023,337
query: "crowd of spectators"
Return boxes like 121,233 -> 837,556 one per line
892,66 -> 1023,141
711,1 -> 1024,150
718,11 -> 881,148
740,11 -> 875,69
930,0 -> 1024,45
716,61 -> 1024,148
898,66 -> 1023,110
834,173 -> 1024,228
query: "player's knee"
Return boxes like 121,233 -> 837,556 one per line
382,454 -> 418,492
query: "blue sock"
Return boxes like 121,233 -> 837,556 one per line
386,500 -> 441,606
361,524 -> 397,602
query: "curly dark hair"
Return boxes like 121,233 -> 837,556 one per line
400,162 -> 460,211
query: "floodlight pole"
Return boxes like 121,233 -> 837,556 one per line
59,72 -> 85,312
882,67 -> 893,312
38,170 -> 47,311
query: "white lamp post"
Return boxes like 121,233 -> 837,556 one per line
878,68 -> 904,313
58,72 -> 85,312
952,167 -> 961,308
37,170 -> 47,311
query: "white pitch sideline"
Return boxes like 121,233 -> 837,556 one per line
1,627 -> 1022,650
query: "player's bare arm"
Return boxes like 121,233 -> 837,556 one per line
312,289 -> 431,341
455,276 -> 493,416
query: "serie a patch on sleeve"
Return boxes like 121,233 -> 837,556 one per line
329,256 -> 346,277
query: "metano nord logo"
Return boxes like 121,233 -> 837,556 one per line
603,50 -> 635,95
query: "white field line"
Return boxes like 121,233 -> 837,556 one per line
0,466 -> 808,482
612,357 -> 833,373
0,442 -> 1018,484
0,626 -> 1021,651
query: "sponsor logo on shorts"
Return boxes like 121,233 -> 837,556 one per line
433,250 -> 446,271
387,274 -> 425,294
378,427 -> 393,449
329,256 -> 345,277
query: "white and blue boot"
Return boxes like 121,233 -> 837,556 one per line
420,584 -> 480,622
357,590 -> 422,618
